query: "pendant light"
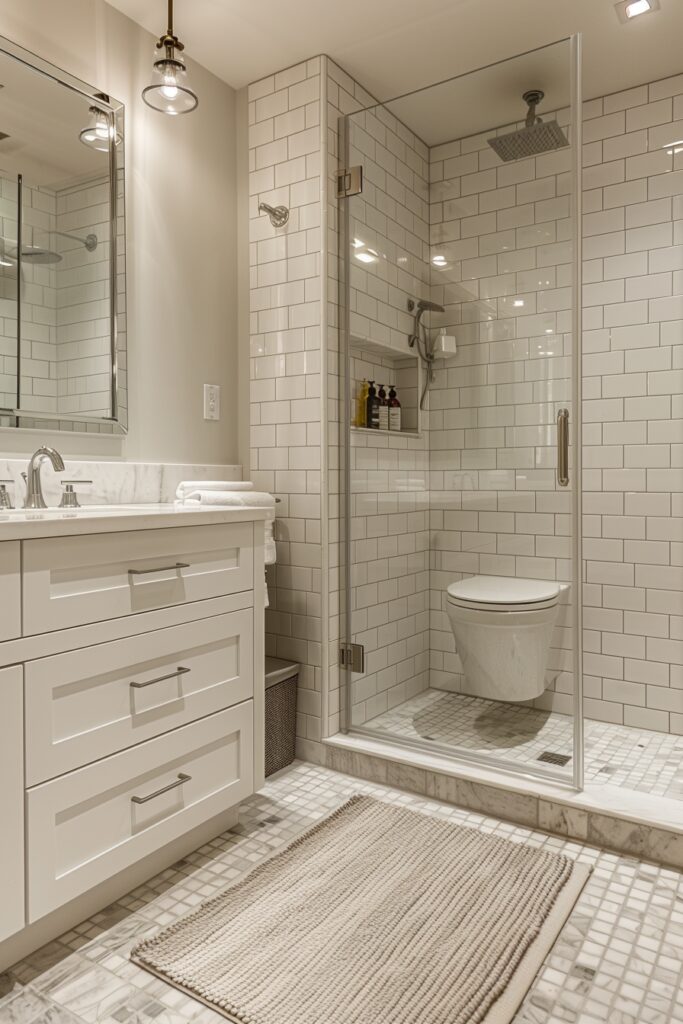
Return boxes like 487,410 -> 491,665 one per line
142,0 -> 198,115
79,93 -> 121,152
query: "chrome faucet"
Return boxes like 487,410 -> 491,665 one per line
24,446 -> 65,509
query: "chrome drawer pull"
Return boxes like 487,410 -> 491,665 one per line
130,666 -> 191,690
131,772 -> 191,805
128,562 -> 190,577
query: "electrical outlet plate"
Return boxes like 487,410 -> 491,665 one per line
203,383 -> 220,420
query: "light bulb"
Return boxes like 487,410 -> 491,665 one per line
161,70 -> 179,99
94,113 -> 109,139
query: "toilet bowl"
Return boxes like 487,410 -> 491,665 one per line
446,575 -> 562,702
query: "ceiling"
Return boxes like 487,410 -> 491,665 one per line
108,0 -> 683,109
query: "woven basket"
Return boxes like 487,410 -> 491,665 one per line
265,672 -> 298,777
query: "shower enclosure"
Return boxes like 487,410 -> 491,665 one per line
340,38 -> 584,788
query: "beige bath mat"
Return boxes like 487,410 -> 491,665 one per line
132,795 -> 590,1024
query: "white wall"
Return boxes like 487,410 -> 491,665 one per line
0,0 -> 239,464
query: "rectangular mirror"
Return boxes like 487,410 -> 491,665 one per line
0,34 -> 126,434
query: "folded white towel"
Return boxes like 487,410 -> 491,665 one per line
176,480 -> 253,501
181,489 -> 274,510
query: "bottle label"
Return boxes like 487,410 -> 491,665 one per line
389,407 -> 401,432
378,405 -> 389,430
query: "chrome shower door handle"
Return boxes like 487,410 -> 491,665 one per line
557,408 -> 569,487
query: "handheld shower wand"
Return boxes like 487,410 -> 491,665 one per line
408,298 -> 446,410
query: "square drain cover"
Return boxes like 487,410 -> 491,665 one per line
537,750 -> 572,767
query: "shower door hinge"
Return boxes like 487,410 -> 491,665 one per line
336,165 -> 363,198
339,643 -> 365,673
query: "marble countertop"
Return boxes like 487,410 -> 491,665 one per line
0,503 -> 269,540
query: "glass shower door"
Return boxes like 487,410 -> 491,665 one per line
340,38 -> 583,788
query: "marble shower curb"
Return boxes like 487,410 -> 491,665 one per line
322,736 -> 683,871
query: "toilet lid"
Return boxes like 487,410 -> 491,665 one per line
447,576 -> 561,606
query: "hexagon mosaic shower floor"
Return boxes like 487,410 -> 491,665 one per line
1,761 -> 682,1024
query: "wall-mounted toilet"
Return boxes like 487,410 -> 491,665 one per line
446,575 -> 563,702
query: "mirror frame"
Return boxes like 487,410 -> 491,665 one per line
0,33 -> 127,436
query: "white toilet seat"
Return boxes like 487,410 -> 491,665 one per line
446,575 -> 561,613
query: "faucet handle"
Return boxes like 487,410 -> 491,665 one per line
59,480 -> 92,509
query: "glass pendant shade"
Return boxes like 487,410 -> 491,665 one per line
79,101 -> 120,152
142,52 -> 198,115
142,2 -> 198,116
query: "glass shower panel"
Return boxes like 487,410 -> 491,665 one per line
0,175 -> 19,419
341,38 -> 583,787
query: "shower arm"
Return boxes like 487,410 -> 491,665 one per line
523,89 -> 544,128
259,202 -> 289,228
55,230 -> 98,253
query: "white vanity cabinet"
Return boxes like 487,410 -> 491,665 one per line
0,508 -> 265,965
0,542 -> 20,641
0,665 -> 24,943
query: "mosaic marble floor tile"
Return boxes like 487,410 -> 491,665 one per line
1,762 -> 682,1024
366,688 -> 683,798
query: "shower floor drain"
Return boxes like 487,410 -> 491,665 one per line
537,750 -> 572,767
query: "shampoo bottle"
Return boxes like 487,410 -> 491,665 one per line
366,380 -> 380,429
356,379 -> 368,427
378,384 -> 389,430
388,385 -> 401,432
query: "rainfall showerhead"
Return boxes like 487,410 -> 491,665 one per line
488,90 -> 569,163
4,229 -> 97,266
17,245 -> 62,264
416,299 -> 445,313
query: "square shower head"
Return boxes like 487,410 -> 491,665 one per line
488,120 -> 569,162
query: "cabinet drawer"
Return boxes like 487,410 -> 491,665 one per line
27,703 -> 253,921
0,541 -> 20,641
22,522 -> 254,635
25,607 -> 254,785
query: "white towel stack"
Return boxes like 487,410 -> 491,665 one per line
176,481 -> 277,604
176,480 -> 254,501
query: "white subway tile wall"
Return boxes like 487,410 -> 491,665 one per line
248,58 -> 325,758
56,175 -> 114,417
580,81 -> 683,733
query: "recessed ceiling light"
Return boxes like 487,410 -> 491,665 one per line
615,0 -> 659,22
432,254 -> 447,267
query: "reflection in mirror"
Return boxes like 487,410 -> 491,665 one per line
0,35 -> 126,434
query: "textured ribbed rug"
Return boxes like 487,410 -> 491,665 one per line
131,795 -> 591,1024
